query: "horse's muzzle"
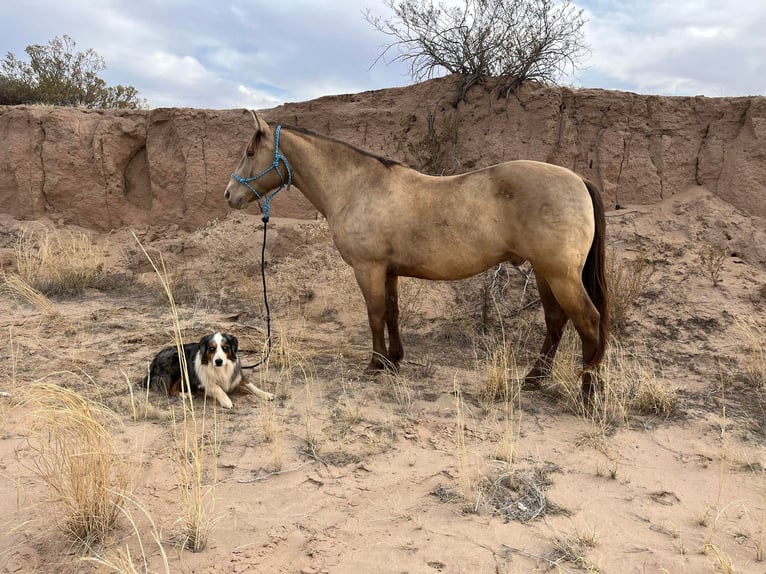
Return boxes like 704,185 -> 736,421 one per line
224,187 -> 248,210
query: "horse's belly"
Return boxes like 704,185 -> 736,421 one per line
395,247 -> 516,281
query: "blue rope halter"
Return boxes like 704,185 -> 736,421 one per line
230,124 -> 292,222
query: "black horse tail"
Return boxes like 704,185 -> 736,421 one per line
581,178 -> 610,367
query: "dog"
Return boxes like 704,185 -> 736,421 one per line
141,332 -> 274,409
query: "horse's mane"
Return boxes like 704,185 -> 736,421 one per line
280,124 -> 401,169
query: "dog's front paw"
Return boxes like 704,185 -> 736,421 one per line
219,395 -> 234,409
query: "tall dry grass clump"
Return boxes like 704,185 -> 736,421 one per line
14,227 -> 104,296
20,382 -> 129,548
133,231 -> 218,552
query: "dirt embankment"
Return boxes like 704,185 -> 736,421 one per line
1,76 -> 765,231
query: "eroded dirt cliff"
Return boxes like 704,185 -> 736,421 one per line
1,76 -> 764,230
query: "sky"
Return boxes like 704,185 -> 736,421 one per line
2,1 -> 764,109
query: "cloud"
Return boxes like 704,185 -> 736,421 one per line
574,0 -> 766,96
2,0 -> 763,108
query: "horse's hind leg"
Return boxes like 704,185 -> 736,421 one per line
525,275 -> 568,385
543,274 -> 603,399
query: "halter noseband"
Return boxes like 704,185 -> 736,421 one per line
230,124 -> 292,222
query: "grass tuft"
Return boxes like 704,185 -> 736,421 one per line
19,382 -> 129,548
133,231 -> 219,553
14,227 -> 104,296
606,247 -> 653,337
0,272 -> 59,315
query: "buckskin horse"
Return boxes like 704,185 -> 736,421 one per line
224,112 -> 609,399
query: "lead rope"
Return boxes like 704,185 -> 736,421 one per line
241,216 -> 272,370
232,124 -> 292,370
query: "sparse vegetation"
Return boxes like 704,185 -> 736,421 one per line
606,247 -> 653,336
13,227 -> 104,296
737,318 -> 766,389
0,271 -> 59,315
134,234 -> 220,553
2,186 -> 765,573
550,525 -> 601,572
20,382 -> 130,548
699,242 -> 727,287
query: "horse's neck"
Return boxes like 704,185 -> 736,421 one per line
279,129 -> 388,218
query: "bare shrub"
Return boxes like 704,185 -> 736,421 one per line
366,0 -> 589,104
699,242 -> 727,287
478,463 -> 562,523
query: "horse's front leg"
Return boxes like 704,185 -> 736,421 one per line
385,274 -> 403,365
353,265 -> 391,371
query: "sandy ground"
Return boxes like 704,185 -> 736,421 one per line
1,184 -> 765,573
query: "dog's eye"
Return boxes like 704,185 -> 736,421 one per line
221,345 -> 229,352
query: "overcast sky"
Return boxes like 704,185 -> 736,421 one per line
2,1 -> 764,109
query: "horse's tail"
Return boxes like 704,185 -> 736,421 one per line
582,178 -> 610,366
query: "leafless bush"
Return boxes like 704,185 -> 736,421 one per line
366,0 -> 589,104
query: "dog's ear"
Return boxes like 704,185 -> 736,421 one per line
198,334 -> 210,348
229,335 -> 239,354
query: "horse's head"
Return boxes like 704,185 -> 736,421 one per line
224,111 -> 281,211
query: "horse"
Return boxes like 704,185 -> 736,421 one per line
224,112 -> 609,399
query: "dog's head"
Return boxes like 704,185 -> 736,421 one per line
199,333 -> 239,367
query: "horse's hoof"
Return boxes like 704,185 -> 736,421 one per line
580,371 -> 600,404
365,356 -> 398,374
523,367 -> 549,389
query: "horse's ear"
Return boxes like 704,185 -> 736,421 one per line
246,111 -> 266,157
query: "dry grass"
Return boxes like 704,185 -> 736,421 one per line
453,376 -> 481,509
19,382 -> 130,548
0,271 -> 59,315
702,543 -> 738,573
134,231 -> 219,552
82,491 -> 170,573
380,368 -> 414,414
478,462 -> 561,523
550,524 -> 601,572
606,247 -> 653,336
548,329 -> 676,426
480,335 -> 524,465
736,318 -> 766,389
13,227 -> 104,296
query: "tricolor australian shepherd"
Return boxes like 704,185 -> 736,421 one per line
142,332 -> 274,409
